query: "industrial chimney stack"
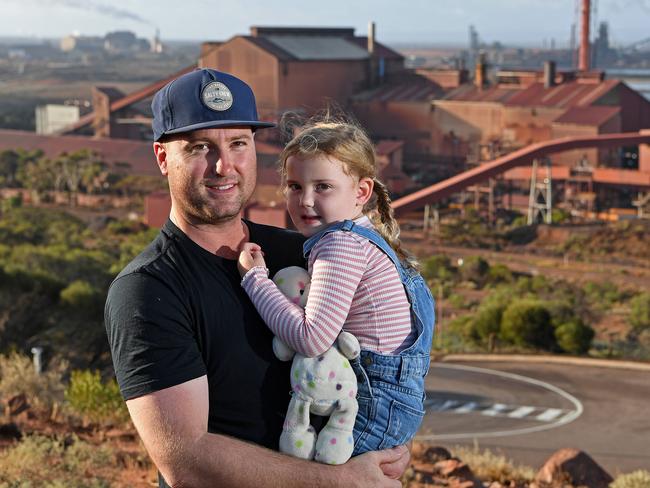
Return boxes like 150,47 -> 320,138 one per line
475,51 -> 487,90
544,60 -> 556,88
579,0 -> 591,71
367,21 -> 378,88
367,21 -> 375,55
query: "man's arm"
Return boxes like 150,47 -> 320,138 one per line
126,375 -> 409,488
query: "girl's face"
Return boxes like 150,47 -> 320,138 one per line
285,153 -> 373,237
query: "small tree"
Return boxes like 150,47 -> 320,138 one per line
500,299 -> 555,350
60,280 -> 102,314
472,303 -> 505,346
65,370 -> 128,426
555,319 -> 594,354
629,292 -> 650,332
421,254 -> 455,283
486,263 -> 513,285
0,149 -> 19,187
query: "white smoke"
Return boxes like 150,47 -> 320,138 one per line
25,0 -> 152,25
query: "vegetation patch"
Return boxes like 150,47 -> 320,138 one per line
0,434 -> 115,487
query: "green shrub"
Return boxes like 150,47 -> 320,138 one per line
551,208 -> 571,224
447,293 -> 467,309
421,254 -> 456,283
545,300 -> 577,327
500,299 -> 555,350
436,315 -> 482,352
60,280 -> 102,311
583,281 -> 623,310
459,255 -> 490,287
555,319 -> 594,354
0,434 -> 114,487
1,194 -> 22,212
65,370 -> 128,426
486,263 -> 513,285
610,470 -> 650,488
472,303 -> 505,344
628,292 -> 650,332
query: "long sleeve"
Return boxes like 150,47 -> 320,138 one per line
241,232 -> 367,357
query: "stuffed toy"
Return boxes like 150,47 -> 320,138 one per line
272,266 -> 360,465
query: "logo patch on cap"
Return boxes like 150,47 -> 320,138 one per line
201,81 -> 233,112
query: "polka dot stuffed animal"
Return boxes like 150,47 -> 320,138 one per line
272,266 -> 360,465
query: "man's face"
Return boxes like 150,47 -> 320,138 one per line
154,126 -> 256,226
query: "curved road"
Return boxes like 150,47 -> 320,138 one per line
418,360 -> 650,474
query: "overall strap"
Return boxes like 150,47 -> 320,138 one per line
302,220 -> 349,258
303,220 -> 407,281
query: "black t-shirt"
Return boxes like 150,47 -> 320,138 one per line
105,218 -> 305,450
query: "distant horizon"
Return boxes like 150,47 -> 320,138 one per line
2,0 -> 650,49
0,34 -> 609,52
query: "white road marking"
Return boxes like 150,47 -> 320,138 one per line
439,399 -> 459,410
536,408 -> 564,421
507,406 -> 536,418
417,363 -> 584,441
481,403 -> 508,416
454,402 -> 478,413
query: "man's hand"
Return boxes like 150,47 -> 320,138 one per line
238,242 -> 267,277
339,445 -> 410,487
380,443 -> 411,479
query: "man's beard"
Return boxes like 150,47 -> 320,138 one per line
173,175 -> 254,225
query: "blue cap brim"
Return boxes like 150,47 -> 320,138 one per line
157,119 -> 275,140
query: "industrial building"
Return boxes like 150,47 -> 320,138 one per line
0,1 -> 649,224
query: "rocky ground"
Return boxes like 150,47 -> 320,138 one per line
406,442 -> 617,488
0,394 -> 635,487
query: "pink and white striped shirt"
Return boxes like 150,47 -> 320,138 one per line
241,217 -> 415,357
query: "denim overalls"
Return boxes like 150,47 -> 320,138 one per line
303,219 -> 435,454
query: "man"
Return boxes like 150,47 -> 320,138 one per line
105,68 -> 410,487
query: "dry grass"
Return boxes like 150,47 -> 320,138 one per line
0,352 -> 67,415
610,470 -> 650,488
0,434 -> 115,487
449,444 -> 536,484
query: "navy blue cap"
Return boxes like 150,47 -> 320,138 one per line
151,68 -> 275,141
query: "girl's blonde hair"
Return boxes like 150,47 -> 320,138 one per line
279,119 -> 417,268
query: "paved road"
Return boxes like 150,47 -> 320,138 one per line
418,360 -> 650,474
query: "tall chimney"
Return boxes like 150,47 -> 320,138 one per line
544,60 -> 556,88
579,0 -> 590,71
367,21 -> 375,55
475,51 -> 487,89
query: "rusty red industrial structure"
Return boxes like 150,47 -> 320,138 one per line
13,21 -> 648,222
579,0 -> 591,72
56,65 -> 196,136
392,131 -> 650,215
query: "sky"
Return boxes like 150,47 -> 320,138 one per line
2,0 -> 650,48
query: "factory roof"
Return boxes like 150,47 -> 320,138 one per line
353,73 -> 445,103
553,106 -> 621,126
442,79 -> 623,109
241,27 -> 402,62
262,35 -> 369,61
441,84 -> 520,103
504,79 -> 621,108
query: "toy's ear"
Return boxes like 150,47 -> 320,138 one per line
337,331 -> 360,360
273,336 -> 296,361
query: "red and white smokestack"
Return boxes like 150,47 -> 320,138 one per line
579,0 -> 590,71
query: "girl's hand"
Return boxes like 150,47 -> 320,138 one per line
238,242 -> 267,277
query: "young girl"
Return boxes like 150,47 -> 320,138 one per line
238,121 -> 435,458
